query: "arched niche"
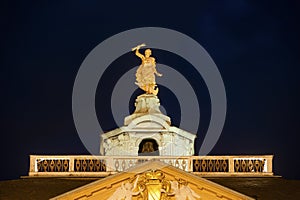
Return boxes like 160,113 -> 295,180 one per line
138,138 -> 159,156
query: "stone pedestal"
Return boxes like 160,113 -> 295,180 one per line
100,94 -> 196,156
124,94 -> 171,126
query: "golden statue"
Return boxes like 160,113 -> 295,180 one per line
132,43 -> 162,95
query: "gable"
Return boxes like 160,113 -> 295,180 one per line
52,161 -> 254,200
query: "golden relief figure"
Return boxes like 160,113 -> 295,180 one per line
108,170 -> 200,200
108,175 -> 141,200
132,44 -> 162,95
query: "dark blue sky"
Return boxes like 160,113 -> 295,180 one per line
1,1 -> 299,180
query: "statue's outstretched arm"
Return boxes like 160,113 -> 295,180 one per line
154,68 -> 162,77
135,49 -> 145,60
132,44 -> 146,60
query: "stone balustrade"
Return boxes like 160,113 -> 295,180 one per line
28,155 -> 273,177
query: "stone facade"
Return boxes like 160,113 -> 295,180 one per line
52,161 -> 255,200
100,94 -> 196,156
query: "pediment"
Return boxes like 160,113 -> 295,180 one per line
52,161 -> 254,200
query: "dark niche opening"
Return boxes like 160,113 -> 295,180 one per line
138,138 -> 159,156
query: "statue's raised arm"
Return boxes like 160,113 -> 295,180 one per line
132,43 -> 162,95
132,43 -> 146,60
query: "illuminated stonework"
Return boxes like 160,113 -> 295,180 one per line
100,45 -> 196,156
108,169 -> 200,200
100,94 -> 196,156
52,161 -> 254,200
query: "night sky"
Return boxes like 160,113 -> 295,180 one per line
1,1 -> 300,180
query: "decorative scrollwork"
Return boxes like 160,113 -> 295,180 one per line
108,170 -> 200,200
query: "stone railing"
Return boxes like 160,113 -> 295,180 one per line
28,155 -> 273,177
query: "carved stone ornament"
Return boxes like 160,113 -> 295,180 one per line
108,170 -> 200,200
